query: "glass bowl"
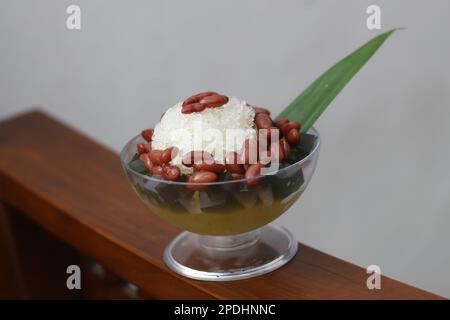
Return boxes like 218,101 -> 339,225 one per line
120,127 -> 320,281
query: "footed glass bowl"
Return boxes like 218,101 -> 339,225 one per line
120,128 -> 320,281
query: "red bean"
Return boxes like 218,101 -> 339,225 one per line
281,121 -> 301,135
193,162 -> 226,174
240,138 -> 259,165
182,92 -> 228,113
182,151 -> 214,167
137,143 -> 150,155
230,173 -> 243,180
225,152 -> 245,174
286,128 -> 300,145
151,165 -> 163,176
226,151 -> 239,164
275,118 -> 289,128
183,91 -> 218,106
139,153 -> 153,170
162,164 -> 181,181
280,138 -> 291,158
253,107 -> 271,115
255,113 -> 272,129
160,147 -> 179,164
290,121 -> 301,130
259,127 -> 280,145
181,105 -> 194,114
245,163 -> 264,186
149,149 -> 163,165
187,171 -> 218,190
192,103 -> 206,112
199,94 -> 229,108
141,128 -> 154,142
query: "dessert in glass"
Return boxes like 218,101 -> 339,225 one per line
120,92 -> 320,280
119,30 -> 395,280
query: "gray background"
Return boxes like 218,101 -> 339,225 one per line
1,0 -> 449,297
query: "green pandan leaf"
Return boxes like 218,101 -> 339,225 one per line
278,29 -> 397,133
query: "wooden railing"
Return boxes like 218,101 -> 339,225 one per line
0,111 -> 442,299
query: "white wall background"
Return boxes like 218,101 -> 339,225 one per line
1,0 -> 449,297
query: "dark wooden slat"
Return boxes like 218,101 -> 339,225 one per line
1,205 -> 83,299
0,204 -> 24,299
0,110 -> 443,299
0,205 -> 152,299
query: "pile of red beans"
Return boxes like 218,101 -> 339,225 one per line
181,91 -> 229,114
135,92 -> 301,188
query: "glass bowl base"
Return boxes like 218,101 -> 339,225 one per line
163,224 -> 298,281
